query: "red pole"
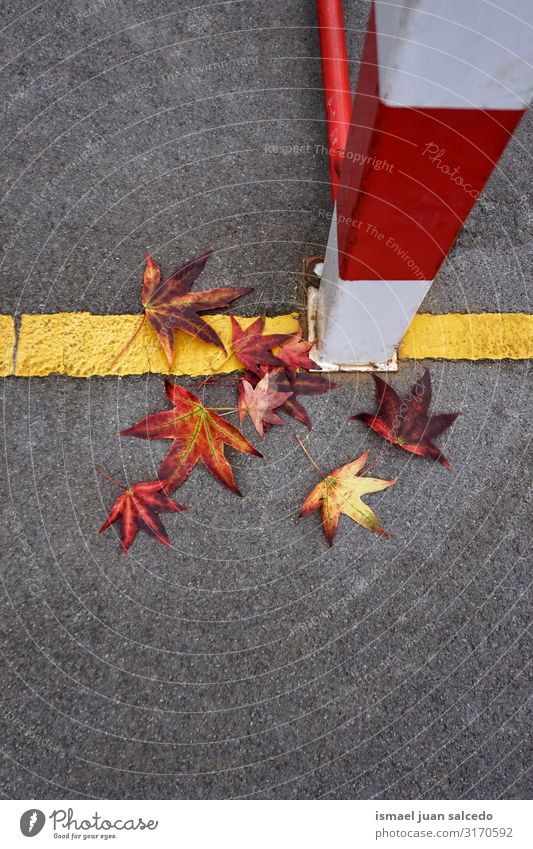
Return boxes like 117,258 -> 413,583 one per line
314,0 -> 533,370
316,0 -> 352,200
335,3 -> 524,284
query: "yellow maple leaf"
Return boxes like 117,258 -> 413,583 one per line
299,450 -> 396,545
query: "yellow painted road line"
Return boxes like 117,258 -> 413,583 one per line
0,312 -> 531,378
0,315 -> 15,376
13,313 -> 300,377
400,312 -> 533,361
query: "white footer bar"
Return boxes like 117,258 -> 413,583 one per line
4,799 -> 531,847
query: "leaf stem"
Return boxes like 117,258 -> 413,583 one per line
94,465 -> 126,489
295,435 -> 324,476
108,313 -> 146,370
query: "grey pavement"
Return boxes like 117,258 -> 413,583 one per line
0,0 -> 531,799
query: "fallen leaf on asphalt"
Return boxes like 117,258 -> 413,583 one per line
276,329 -> 317,373
242,368 -> 338,430
238,372 -> 293,438
299,450 -> 396,545
120,380 -> 261,495
97,469 -> 187,554
142,251 -> 253,367
351,368 -> 459,468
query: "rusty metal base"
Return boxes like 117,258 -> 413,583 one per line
305,267 -> 399,373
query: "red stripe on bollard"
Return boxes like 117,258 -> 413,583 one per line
335,6 -> 524,281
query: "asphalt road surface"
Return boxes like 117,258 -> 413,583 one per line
0,0 -> 531,799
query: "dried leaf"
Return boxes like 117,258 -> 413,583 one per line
299,451 -> 396,545
238,372 -> 293,438
276,329 -> 317,373
230,316 -> 292,375
120,380 -> 261,495
243,368 -> 338,430
98,474 -> 187,554
142,251 -> 253,366
351,369 -> 459,468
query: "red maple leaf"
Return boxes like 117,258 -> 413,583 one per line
142,251 -> 253,366
230,316 -> 292,375
97,468 -> 187,554
237,372 -> 293,438
351,369 -> 459,468
242,368 -> 338,430
276,329 -> 317,373
119,380 -> 261,495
